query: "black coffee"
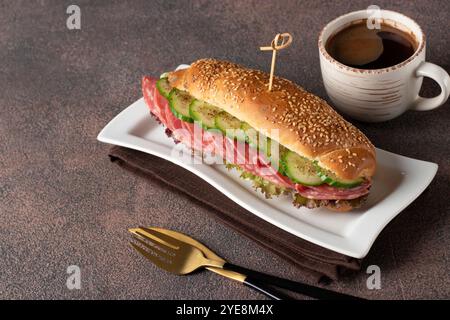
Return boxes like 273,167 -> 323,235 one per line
325,19 -> 417,69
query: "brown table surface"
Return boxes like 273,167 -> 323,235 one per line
0,0 -> 449,300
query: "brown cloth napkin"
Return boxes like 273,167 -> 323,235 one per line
109,145 -> 361,283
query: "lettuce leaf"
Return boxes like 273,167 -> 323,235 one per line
225,163 -> 289,199
292,193 -> 367,209
226,163 -> 365,209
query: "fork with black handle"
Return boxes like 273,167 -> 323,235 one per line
130,227 -> 290,300
129,227 -> 364,300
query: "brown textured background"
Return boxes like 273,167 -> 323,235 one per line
0,0 -> 449,299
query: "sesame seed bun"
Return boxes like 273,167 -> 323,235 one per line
168,59 -> 376,181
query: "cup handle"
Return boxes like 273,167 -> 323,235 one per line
411,61 -> 450,111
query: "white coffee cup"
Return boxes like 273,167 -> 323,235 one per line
318,9 -> 450,122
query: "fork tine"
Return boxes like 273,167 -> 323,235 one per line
129,242 -> 180,274
131,234 -> 173,258
140,227 -> 187,249
130,227 -> 179,250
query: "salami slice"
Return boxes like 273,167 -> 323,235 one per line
295,182 -> 370,200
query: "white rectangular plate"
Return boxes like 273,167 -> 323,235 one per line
98,97 -> 438,258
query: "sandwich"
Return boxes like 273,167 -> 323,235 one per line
142,59 -> 376,211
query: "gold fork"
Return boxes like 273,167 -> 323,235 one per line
129,227 -> 225,274
129,226 -> 363,300
129,226 -> 290,299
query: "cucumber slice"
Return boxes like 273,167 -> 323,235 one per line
168,89 -> 194,123
241,122 -> 268,150
263,137 -> 274,156
242,124 -> 258,148
269,144 -> 288,175
282,151 -> 323,186
247,133 -> 272,155
315,166 -> 363,188
156,78 -> 172,99
241,122 -> 287,175
240,122 -> 253,144
189,100 -> 222,129
214,112 -> 245,140
240,122 -> 252,132
240,122 -> 276,156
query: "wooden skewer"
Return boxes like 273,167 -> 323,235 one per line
260,33 -> 293,91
